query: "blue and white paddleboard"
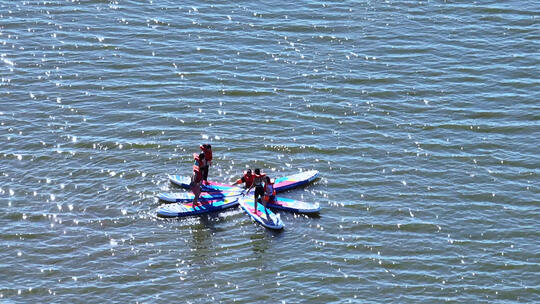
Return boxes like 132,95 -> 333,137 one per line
169,170 -> 319,193
157,191 -> 242,203
168,175 -> 243,192
267,197 -> 320,214
156,197 -> 239,218
238,196 -> 284,230
271,170 -> 319,192
158,191 -> 319,214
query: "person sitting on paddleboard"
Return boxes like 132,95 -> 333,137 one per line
199,144 -> 212,184
190,152 -> 205,206
246,168 -> 267,213
233,169 -> 254,188
263,176 -> 276,204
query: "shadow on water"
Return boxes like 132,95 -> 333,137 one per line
184,212 -> 226,262
250,232 -> 271,255
247,226 -> 286,275
176,210 -> 225,232
190,225 -> 212,253
266,226 -> 285,238
197,212 -> 227,233
272,209 -> 322,220
299,212 -> 321,219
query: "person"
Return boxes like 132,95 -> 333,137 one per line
199,144 -> 212,184
233,169 -> 254,189
246,168 -> 266,213
263,176 -> 276,204
190,152 -> 205,206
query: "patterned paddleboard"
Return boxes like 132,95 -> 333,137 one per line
157,190 -> 242,203
238,196 -> 284,230
156,197 -> 239,218
158,191 -> 320,214
169,170 -> 319,193
266,196 -> 320,214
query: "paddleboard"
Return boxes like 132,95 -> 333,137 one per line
168,175 -> 240,192
238,196 -> 284,230
156,197 -> 239,218
266,196 -> 320,214
157,190 -> 242,203
272,170 -> 319,192
169,170 -> 319,193
159,191 -> 320,214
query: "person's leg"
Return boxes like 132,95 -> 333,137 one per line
261,194 -> 269,216
202,166 -> 209,183
253,190 -> 258,213
192,182 -> 201,205
264,195 -> 274,216
254,187 -> 264,214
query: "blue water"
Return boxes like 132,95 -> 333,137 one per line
1,0 -> 539,302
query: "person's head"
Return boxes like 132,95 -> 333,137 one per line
246,169 -> 252,175
207,144 -> 211,149
254,168 -> 260,175
265,176 -> 271,183
199,152 -> 205,159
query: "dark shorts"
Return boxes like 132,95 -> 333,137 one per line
201,165 -> 209,181
254,186 -> 264,202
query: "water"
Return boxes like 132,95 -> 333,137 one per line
1,0 -> 539,302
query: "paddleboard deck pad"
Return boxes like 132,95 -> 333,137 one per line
267,197 -> 320,214
272,170 -> 319,192
169,170 -> 319,193
157,191 -> 242,203
239,196 -> 284,230
159,191 -> 320,214
157,197 -> 239,218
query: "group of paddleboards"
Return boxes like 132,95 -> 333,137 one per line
156,144 -> 320,230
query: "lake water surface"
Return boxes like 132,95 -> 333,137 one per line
1,0 -> 539,302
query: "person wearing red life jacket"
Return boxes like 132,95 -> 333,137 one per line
199,144 -> 212,184
246,168 -> 267,213
233,169 -> 254,188
190,152 -> 205,205
263,176 -> 276,204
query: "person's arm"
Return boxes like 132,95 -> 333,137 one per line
245,179 -> 253,195
233,175 -> 244,185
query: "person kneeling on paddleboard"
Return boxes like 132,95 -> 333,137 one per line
246,168 -> 267,214
190,152 -> 205,206
263,176 -> 276,204
233,169 -> 254,189
199,144 -> 212,184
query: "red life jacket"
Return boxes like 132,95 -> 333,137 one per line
192,153 -> 202,182
200,145 -> 212,163
241,171 -> 255,188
